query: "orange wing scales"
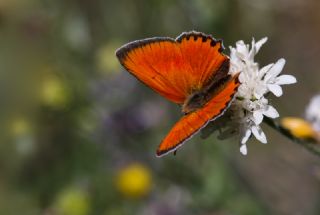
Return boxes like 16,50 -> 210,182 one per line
156,75 -> 240,157
116,31 -> 228,104
177,32 -> 226,90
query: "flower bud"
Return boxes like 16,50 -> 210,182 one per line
281,117 -> 316,139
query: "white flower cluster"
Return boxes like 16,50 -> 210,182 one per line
228,38 -> 297,155
305,95 -> 320,132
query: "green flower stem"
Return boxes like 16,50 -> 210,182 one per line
264,117 -> 320,157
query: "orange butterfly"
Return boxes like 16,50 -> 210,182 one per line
116,31 -> 240,157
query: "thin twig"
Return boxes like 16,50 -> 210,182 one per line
264,117 -> 320,157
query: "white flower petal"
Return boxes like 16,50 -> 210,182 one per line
264,58 -> 286,81
255,37 -> 268,53
241,128 -> 252,144
240,144 -> 248,155
254,91 -> 264,100
253,111 -> 264,124
239,72 -> 247,83
251,125 -> 267,143
249,38 -> 256,60
268,84 -> 283,97
263,105 -> 279,118
275,75 -> 297,85
254,83 -> 267,99
259,63 -> 273,78
236,41 -> 248,58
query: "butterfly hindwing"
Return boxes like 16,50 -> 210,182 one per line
156,74 -> 240,157
116,31 -> 229,104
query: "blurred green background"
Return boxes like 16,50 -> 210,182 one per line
1,0 -> 320,214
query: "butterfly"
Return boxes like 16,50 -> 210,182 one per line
116,31 -> 240,157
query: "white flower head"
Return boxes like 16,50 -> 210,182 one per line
226,37 -> 296,155
305,94 -> 320,131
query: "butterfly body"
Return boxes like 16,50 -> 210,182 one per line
116,31 -> 240,157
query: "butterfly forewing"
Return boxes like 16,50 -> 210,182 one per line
116,32 -> 228,104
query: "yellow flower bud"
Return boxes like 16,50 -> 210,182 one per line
281,117 -> 316,139
115,163 -> 152,198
